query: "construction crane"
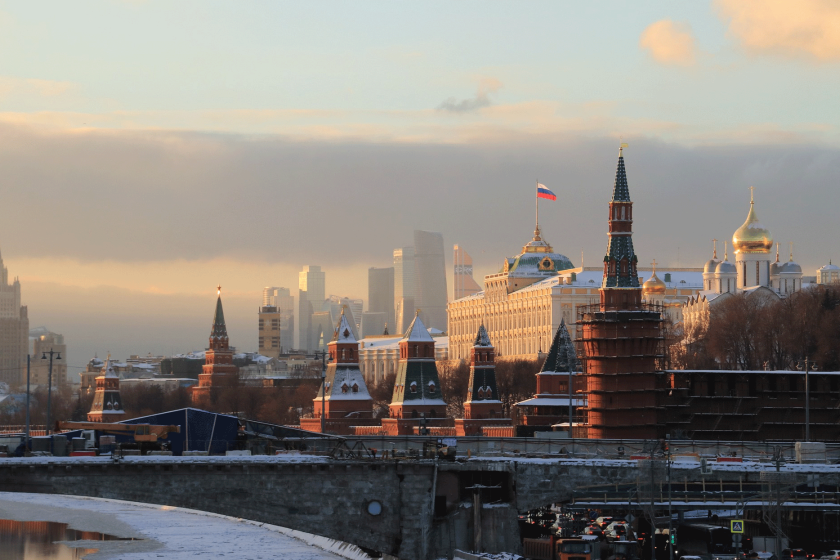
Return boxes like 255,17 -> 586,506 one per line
56,422 -> 180,442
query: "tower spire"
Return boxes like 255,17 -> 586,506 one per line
601,143 -> 639,298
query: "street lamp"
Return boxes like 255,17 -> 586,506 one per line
314,350 -> 328,434
797,358 -> 818,442
42,349 -> 62,437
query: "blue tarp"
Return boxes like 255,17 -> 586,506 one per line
119,408 -> 240,455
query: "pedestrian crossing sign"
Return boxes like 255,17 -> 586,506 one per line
731,520 -> 744,534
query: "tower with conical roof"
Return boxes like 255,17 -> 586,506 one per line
454,325 -> 513,436
192,287 -> 238,406
88,355 -> 126,422
513,319 -> 584,431
388,311 -> 447,421
577,146 -> 664,439
300,308 -> 375,435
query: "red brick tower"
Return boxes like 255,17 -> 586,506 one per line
454,325 -> 512,436
87,355 -> 126,422
577,146 -> 664,439
300,309 -> 374,434
191,286 -> 238,407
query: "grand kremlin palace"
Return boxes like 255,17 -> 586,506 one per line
446,225 -> 704,361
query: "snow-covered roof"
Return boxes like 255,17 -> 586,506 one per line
102,356 -> 118,379
360,335 -> 449,351
325,367 -> 371,401
515,397 -> 587,407
332,312 -> 357,344
402,314 -> 433,342
474,325 -> 492,347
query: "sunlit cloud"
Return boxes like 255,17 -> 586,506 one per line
715,0 -> 840,61
0,76 -> 76,98
639,20 -> 698,66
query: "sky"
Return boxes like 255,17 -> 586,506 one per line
0,0 -> 838,370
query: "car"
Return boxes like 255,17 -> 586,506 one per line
583,525 -> 604,538
605,521 -> 634,540
820,551 -> 840,560
781,550 -> 808,560
596,516 -> 616,529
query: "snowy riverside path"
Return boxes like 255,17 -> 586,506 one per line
0,492 -> 367,560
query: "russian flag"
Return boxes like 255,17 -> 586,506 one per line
537,183 -> 556,201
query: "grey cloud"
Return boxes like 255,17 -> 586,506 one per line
0,123 -> 838,278
436,92 -> 492,113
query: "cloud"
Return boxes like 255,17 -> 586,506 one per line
640,20 -> 698,66
437,77 -> 503,113
0,76 -> 76,99
715,0 -> 840,61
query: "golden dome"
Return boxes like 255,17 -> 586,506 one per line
732,191 -> 772,254
643,268 -> 666,296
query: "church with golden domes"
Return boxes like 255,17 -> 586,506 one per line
683,189 -> 805,334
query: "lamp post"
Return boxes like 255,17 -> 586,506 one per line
42,349 -> 62,436
797,358 -> 817,442
315,350 -> 328,433
25,355 -> 30,452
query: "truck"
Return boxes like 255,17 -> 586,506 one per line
523,536 -> 601,560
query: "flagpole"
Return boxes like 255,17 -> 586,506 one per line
535,179 -> 539,233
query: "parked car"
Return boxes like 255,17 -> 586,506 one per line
596,516 -> 616,529
820,551 -> 840,560
604,521 -> 634,540
781,550 -> 808,560
583,525 -> 605,539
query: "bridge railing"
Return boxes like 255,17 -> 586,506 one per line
307,436 -> 838,463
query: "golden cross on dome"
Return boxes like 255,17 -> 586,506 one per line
712,239 -> 718,259
749,186 -> 755,203
650,259 -> 657,273
789,241 -> 794,261
217,285 -> 221,296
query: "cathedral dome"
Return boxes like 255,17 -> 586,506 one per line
732,195 -> 772,254
642,271 -> 666,295
781,261 -> 802,274
715,259 -> 737,275
703,258 -> 720,274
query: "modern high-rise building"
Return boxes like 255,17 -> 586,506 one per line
298,266 -> 325,351
413,230 -> 448,332
393,248 -> 415,335
0,247 -> 28,388
30,329 -> 68,387
454,245 -> 482,300
259,287 -> 294,356
368,267 -> 394,332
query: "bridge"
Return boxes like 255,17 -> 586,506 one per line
2,452 -> 840,559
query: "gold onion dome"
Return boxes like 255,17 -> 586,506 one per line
732,191 -> 773,254
643,266 -> 667,296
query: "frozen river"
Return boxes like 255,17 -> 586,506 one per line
0,492 -> 366,560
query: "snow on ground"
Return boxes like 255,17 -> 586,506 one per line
0,492 -> 370,560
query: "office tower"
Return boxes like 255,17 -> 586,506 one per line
0,247 -> 28,388
30,330 -> 68,386
393,247 -> 415,335
368,267 -> 395,331
260,287 -> 294,355
298,266 -> 325,351
413,230 -> 448,332
360,312 -> 386,339
453,245 -> 482,300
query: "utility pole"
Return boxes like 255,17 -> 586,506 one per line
25,355 -> 30,452
667,437 -> 673,560
42,349 -> 62,437
315,350 -> 328,433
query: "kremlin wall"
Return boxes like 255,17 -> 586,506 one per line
78,144 -> 840,443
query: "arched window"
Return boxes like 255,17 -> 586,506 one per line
428,381 -> 436,393
410,381 -> 418,393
